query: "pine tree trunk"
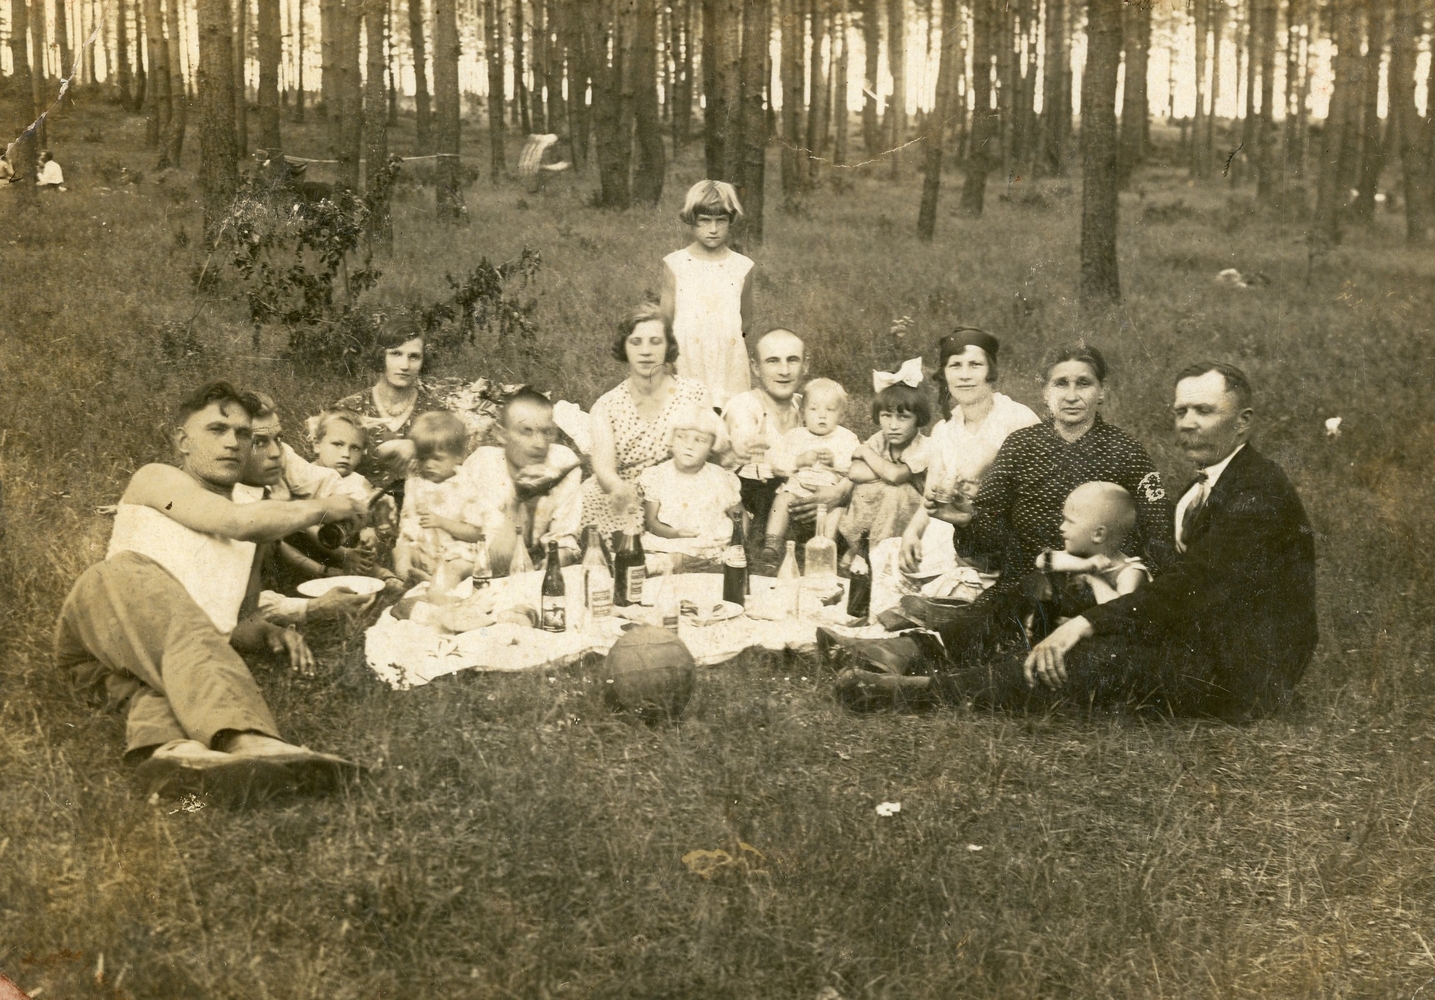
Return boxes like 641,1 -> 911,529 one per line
1391,0 -> 1429,241
5,0 -> 38,199
632,0 -> 666,205
532,0 -> 548,131
960,0 -> 993,215
995,0 -> 1013,178
296,0 -> 307,119
1204,0 -> 1223,172
514,0 -> 531,133
703,0 -> 722,172
673,0 -> 692,146
886,0 -> 905,177
1314,0 -> 1358,244
332,0 -> 362,188
588,0 -> 633,207
1037,0 -> 1065,175
834,0 -> 849,165
740,0 -> 769,241
1117,0 -> 1148,187
433,0 -> 463,218
1254,0 -> 1278,198
704,0 -> 744,181
162,0 -> 188,164
134,3 -> 151,113
1190,0 -> 1207,177
409,0 -> 432,151
365,0 -> 389,195
143,0 -> 168,144
234,0 -> 249,153
256,0 -> 282,147
1079,0 -> 1122,306
1350,0 -> 1385,221
917,0 -> 958,239
563,0 -> 590,170
861,0 -> 880,156
55,0 -> 74,94
32,0 -> 51,140
117,0 -> 135,108
387,1 -> 399,123
320,0 -> 337,116
545,0 -> 566,135
198,0 -> 240,239
1283,0 -> 1306,177
1334,0 -> 1365,196
780,0 -> 804,192
485,0 -> 507,179
805,0 -> 829,183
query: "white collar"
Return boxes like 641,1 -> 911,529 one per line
1198,442 -> 1246,490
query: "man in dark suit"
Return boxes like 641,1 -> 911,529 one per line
835,361 -> 1318,718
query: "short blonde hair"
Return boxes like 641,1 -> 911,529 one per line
679,180 -> 744,226
665,404 -> 729,456
408,410 -> 470,460
312,408 -> 367,447
802,378 -> 848,413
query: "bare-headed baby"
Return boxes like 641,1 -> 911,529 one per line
1041,480 -> 1151,604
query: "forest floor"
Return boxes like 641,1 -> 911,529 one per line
3,97 -> 1435,1000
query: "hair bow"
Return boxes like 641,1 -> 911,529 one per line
873,357 -> 925,393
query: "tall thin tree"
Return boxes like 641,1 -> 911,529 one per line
806,0 -> 829,183
433,0 -> 463,218
514,0 -> 531,132
161,0 -> 188,165
960,0 -> 994,215
1190,0 -> 1208,177
917,0 -> 958,239
1079,0 -> 1123,305
861,0 -> 881,155
588,0 -> 634,207
739,0 -> 769,241
144,0 -> 169,145
1350,0 -> 1386,221
833,0 -> 849,165
886,0 -> 905,177
408,0 -> 432,150
1313,0 -> 1357,243
1037,0 -> 1067,175
780,0 -> 805,192
5,0 -> 38,198
1117,0 -> 1149,186
235,0 -> 249,152
198,0 -> 240,239
258,0 -> 283,148
485,0 -> 506,179
1391,0 -> 1428,240
116,0 -> 136,108
365,0 -> 391,246
632,0 -> 666,204
1254,0 -> 1279,197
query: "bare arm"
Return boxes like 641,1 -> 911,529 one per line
421,512 -> 484,543
587,404 -> 628,495
847,460 -> 878,484
1041,551 -> 1110,574
122,464 -> 363,543
852,444 -> 913,486
740,267 -> 755,337
788,479 -> 854,526
644,499 -> 696,539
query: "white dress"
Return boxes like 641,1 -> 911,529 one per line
638,460 -> 742,559
664,247 -> 754,407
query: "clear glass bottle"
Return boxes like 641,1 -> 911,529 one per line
582,526 -> 613,626
471,528 -> 492,589
804,504 -> 839,580
509,524 -> 533,575
775,540 -> 801,619
657,566 -> 680,632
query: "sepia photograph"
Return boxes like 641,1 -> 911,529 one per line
1,0 -> 1432,994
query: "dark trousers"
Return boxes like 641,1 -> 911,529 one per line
739,476 -> 783,540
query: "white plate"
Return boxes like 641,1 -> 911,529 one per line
297,575 -> 386,598
682,600 -> 745,626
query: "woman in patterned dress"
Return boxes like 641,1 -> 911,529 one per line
331,318 -> 442,488
581,302 -> 714,538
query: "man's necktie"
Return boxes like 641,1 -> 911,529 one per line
1180,471 -> 1209,546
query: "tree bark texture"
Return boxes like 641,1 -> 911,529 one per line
1350,0 -> 1386,221
632,0 -> 666,205
162,0 -> 188,165
1079,0 -> 1122,306
960,0 -> 993,216
433,0 -> 464,219
5,0 -> 38,196
861,0 -> 880,156
54,0 -> 74,104
1313,0 -> 1358,243
116,0 -> 135,108
257,0 -> 282,148
780,0 -> 805,192
1117,0 -> 1149,187
589,0 -> 634,207
1391,0 -> 1429,240
198,0 -> 240,240
834,0 -> 850,165
563,0 -> 590,170
1253,0 -> 1278,197
673,0 -> 693,145
513,0 -> 531,132
408,0 -> 432,151
486,0 -> 507,179
806,0 -> 829,183
234,0 -> 248,153
1203,0 -> 1224,175
739,0 -> 769,242
1190,0 -> 1207,177
1037,0 -> 1066,175
365,0 -> 389,187
319,0 -> 335,115
1283,0 -> 1307,178
332,0 -> 362,189
917,0 -> 959,239
532,0 -> 548,130
886,0 -> 905,177
143,0 -> 169,146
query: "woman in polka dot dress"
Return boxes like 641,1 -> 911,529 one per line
581,302 -> 714,538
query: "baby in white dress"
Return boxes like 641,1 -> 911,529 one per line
761,379 -> 860,554
639,405 -> 744,571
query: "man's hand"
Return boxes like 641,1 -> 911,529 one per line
307,586 -> 377,620
321,494 -> 367,525
1023,616 -> 1094,689
789,481 -> 852,525
928,491 -> 974,526
899,531 -> 924,574
339,548 -> 377,575
266,623 -> 317,676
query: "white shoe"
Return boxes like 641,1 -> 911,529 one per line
135,739 -> 296,805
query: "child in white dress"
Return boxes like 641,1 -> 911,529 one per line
660,180 -> 755,409
394,412 -> 485,584
760,379 -> 861,560
639,406 -> 744,572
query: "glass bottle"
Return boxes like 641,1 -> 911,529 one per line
471,528 -> 492,589
509,524 -> 533,575
722,511 -> 748,606
775,540 -> 801,619
582,526 -> 613,625
804,504 -> 839,581
613,530 -> 646,606
540,539 -> 566,632
846,529 -> 872,619
657,566 -> 680,632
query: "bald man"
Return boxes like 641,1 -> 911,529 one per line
723,327 -> 852,538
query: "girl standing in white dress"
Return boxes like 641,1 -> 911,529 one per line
660,180 -> 755,409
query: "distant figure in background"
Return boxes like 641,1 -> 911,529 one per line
660,180 -> 755,409
37,150 -> 65,190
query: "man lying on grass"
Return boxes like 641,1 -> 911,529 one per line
830,361 -> 1318,720
53,380 -> 370,802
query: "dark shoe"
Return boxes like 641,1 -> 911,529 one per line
816,627 -> 925,676
230,742 -> 365,795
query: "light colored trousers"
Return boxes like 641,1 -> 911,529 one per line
54,552 -> 280,757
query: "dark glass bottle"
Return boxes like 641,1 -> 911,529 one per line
540,540 -> 566,632
846,529 -> 872,619
613,530 -> 646,607
722,512 -> 747,606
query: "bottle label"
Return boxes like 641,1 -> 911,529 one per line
724,545 -> 747,568
541,597 -> 566,632
625,566 -> 645,602
586,571 -> 613,618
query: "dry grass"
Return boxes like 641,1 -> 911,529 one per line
2,99 -> 1434,999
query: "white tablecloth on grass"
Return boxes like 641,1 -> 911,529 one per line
364,568 -> 861,689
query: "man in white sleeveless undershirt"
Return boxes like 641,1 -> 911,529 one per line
54,380 -> 370,802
